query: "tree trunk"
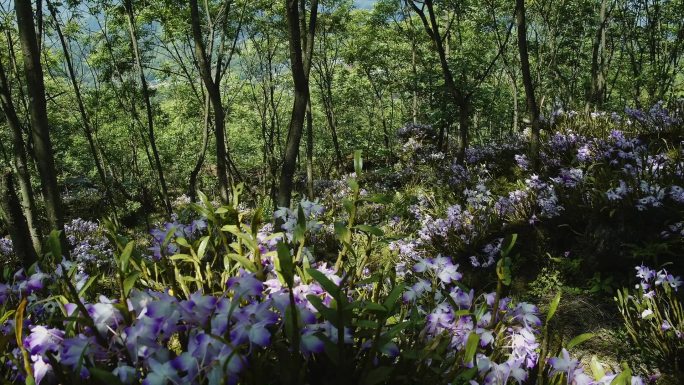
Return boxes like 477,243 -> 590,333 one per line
47,1 -> 116,217
318,70 -> 342,169
0,169 -> 38,268
409,0 -> 469,163
0,60 -> 42,253
189,0 -> 231,203
456,97 -> 470,164
412,40 -> 419,124
515,0 -> 541,169
305,97 -> 314,199
587,0 -> 609,111
124,0 -> 172,215
510,72 -> 518,135
278,0 -> 318,209
14,0 -> 66,243
189,93 -> 212,202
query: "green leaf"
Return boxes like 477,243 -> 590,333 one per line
363,302 -> 387,313
567,333 -> 594,350
347,178 -> 359,192
277,242 -> 294,287
175,237 -> 190,248
251,208 -> 264,235
354,224 -> 384,237
342,198 -> 355,215
198,191 -> 214,212
226,253 -> 257,272
306,295 -> 338,321
609,368 -> 632,385
356,319 -> 380,329
119,241 -> 134,272
463,332 -> 480,364
123,271 -> 141,297
496,257 -> 512,286
335,221 -> 351,243
0,310 -> 15,324
78,274 -> 99,298
455,367 -> 478,382
501,233 -> 517,257
361,366 -> 392,385
354,150 -> 363,176
90,367 -> 125,385
382,284 -> 405,312
47,230 -> 62,259
589,355 -> 606,381
222,225 -> 258,251
547,291 -> 562,323
307,268 -> 340,297
197,236 -> 210,260
362,194 -> 392,204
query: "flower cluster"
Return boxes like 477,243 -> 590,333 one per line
148,214 -> 208,261
11,257 -> 349,385
403,254 -> 541,384
274,199 -> 325,241
64,219 -> 113,270
0,237 -> 13,258
0,268 -> 48,305
547,349 -> 644,385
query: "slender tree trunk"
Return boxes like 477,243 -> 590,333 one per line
412,40 -> 419,124
278,0 -> 318,209
14,0 -> 66,244
409,0 -> 469,163
189,93 -> 212,201
318,73 -> 342,169
457,97 -> 470,163
515,0 -> 541,169
124,0 -> 172,215
587,0 -> 609,111
0,169 -> 38,268
0,60 -> 42,253
189,0 -> 231,203
510,73 -> 519,135
47,1 -> 116,217
305,97 -> 314,198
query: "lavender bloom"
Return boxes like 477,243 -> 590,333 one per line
61,335 -> 94,368
24,326 -> 64,355
31,355 -> 52,385
87,298 -> 123,336
577,144 -> 592,162
179,292 -> 218,326
113,365 -> 137,385
142,359 -> 181,385
0,237 -> 13,258
227,272 -> 264,298
511,303 -> 541,327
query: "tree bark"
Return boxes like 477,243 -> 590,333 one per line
0,169 -> 38,268
278,0 -> 318,209
515,0 -> 541,169
189,0 -> 231,203
123,0 -> 172,215
188,93 -> 212,202
587,0 -> 609,111
305,96 -> 314,198
408,0 -> 469,163
0,59 -> 42,253
14,0 -> 66,241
